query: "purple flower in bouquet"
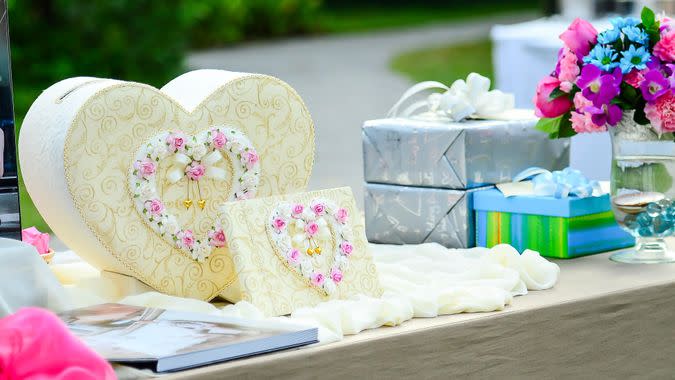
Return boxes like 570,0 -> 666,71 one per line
576,65 -> 621,105
619,45 -> 651,74
640,69 -> 670,102
585,103 -> 623,127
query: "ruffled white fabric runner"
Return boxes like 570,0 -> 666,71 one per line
98,243 -> 559,345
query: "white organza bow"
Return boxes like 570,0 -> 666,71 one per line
166,151 -> 227,184
387,73 -> 515,122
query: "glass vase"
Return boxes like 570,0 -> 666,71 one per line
609,111 -> 675,264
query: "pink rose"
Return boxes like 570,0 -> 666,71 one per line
340,241 -> 353,256
212,130 -> 228,149
0,308 -> 116,379
134,158 -> 156,179
21,227 -> 50,255
273,217 -> 287,232
180,230 -> 195,249
166,133 -> 186,152
185,162 -> 206,181
208,229 -> 227,248
533,76 -> 573,118
145,198 -> 164,216
310,272 -> 325,286
559,18 -> 597,57
570,111 -> 606,133
335,208 -> 349,224
624,69 -> 646,88
654,30 -> 675,62
645,90 -> 675,134
291,204 -> 304,218
330,268 -> 343,283
573,92 -> 592,110
557,47 -> 580,87
287,248 -> 300,264
241,150 -> 259,170
311,202 -> 326,216
304,222 -> 319,237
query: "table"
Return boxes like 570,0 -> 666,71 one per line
164,250 -> 675,379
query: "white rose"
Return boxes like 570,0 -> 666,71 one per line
226,140 -> 242,152
336,255 -> 349,270
323,279 -> 337,294
150,143 -> 168,160
160,215 -> 180,236
136,182 -> 155,199
300,259 -> 313,277
190,143 -> 208,161
341,226 -> 353,241
277,238 -> 292,253
278,202 -> 292,217
191,243 -> 210,262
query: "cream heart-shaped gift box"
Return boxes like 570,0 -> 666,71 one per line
18,70 -> 315,301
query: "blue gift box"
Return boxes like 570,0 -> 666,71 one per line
473,189 -> 635,258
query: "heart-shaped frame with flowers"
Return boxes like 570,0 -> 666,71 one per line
129,125 -> 260,261
266,198 -> 353,295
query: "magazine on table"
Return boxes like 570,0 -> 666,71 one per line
59,303 -> 318,372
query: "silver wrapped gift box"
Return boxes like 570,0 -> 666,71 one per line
364,183 -> 489,248
363,116 -> 570,189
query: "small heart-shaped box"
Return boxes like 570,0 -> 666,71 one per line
219,187 -> 383,316
18,70 -> 315,301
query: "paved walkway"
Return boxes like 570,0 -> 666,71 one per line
188,12 -> 536,207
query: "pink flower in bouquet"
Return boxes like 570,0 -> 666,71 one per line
212,130 -> 228,149
185,162 -> 206,181
166,133 -> 186,152
134,158 -> 156,179
304,221 -> 319,237
310,272 -> 325,286
21,227 -> 50,255
558,48 -> 580,92
559,18 -> 598,57
291,204 -> 304,218
180,230 -> 195,249
570,111 -> 606,133
287,248 -> 300,264
573,92 -> 593,110
645,90 -> 675,134
340,241 -> 354,256
624,69 -> 646,88
0,308 -> 115,380
533,76 -> 572,118
241,150 -> 259,170
330,268 -> 343,283
335,208 -> 349,224
272,217 -> 287,232
654,30 -> 675,62
145,198 -> 164,216
208,229 -> 227,248
311,201 -> 326,216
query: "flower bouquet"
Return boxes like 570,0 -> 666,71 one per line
534,7 -> 675,263
534,7 -> 674,137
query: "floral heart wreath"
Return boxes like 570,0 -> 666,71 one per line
267,198 -> 353,295
129,126 -> 260,261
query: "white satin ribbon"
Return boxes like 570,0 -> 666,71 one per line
167,150 -> 226,184
387,73 -> 515,122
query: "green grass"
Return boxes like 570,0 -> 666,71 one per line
390,39 -> 494,85
318,2 -> 538,34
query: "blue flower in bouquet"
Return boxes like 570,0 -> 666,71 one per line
584,45 -> 619,71
610,16 -> 640,30
597,28 -> 621,44
622,26 -> 650,45
619,45 -> 651,73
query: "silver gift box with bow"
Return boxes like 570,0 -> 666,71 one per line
364,183 -> 489,248
363,116 -> 570,189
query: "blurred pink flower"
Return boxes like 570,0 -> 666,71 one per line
533,76 -> 572,118
21,227 -> 50,255
559,18 -> 597,57
645,90 -> 675,134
